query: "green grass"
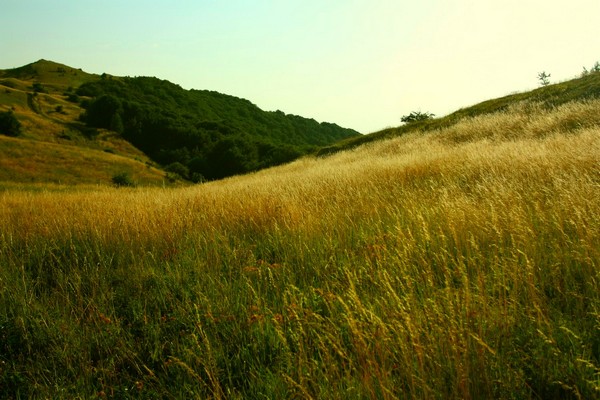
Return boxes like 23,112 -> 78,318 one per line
0,59 -> 98,92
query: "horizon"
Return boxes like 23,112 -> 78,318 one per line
1,0 -> 599,134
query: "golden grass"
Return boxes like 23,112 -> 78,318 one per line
0,100 -> 599,398
1,81 -> 164,185
0,135 -> 166,185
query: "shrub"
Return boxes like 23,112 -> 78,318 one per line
401,111 -> 435,124
164,162 -> 190,180
111,172 -> 135,187
0,111 -> 21,136
538,71 -> 551,86
31,83 -> 46,93
190,172 -> 206,184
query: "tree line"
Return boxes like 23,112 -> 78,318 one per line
77,77 -> 358,181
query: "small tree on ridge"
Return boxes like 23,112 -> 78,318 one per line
401,111 -> 435,124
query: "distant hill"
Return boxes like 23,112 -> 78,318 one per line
0,60 -> 169,186
76,75 -> 360,180
0,60 -> 360,184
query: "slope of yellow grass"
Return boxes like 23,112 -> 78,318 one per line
0,135 -> 166,185
0,99 -> 598,398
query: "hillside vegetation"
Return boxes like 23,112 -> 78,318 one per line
0,60 -> 168,186
0,60 -> 359,185
318,70 -> 600,155
76,75 -> 358,180
1,86 -> 599,398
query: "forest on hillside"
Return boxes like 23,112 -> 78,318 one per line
77,76 -> 359,181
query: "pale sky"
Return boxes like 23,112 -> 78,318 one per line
1,0 -> 599,133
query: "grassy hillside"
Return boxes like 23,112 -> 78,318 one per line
0,59 -> 360,185
0,59 -> 98,92
0,135 -> 166,186
317,70 -> 600,155
1,93 -> 598,399
0,60 -> 168,186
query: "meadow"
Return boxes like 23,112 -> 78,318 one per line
0,100 -> 599,398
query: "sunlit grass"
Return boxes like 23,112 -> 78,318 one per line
1,75 -> 161,186
0,135 -> 166,185
0,100 -> 599,398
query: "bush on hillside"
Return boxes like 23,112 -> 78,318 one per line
581,61 -> 600,76
0,111 -> 21,136
31,82 -> 47,93
401,111 -> 435,124
111,172 -> 136,187
164,162 -> 190,180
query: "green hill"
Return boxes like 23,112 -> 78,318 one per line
76,75 -> 360,180
0,60 -> 168,186
0,60 -> 360,184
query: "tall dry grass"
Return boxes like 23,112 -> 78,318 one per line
0,100 -> 599,398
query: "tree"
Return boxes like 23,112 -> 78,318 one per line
581,61 -> 600,76
164,162 -> 190,180
538,71 -> 551,86
110,113 -> 124,134
31,82 -> 46,93
401,111 -> 435,124
84,94 -> 123,130
0,111 -> 21,136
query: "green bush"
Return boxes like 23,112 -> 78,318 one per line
401,111 -> 435,124
0,111 -> 21,136
111,172 -> 135,187
164,162 -> 190,180
31,82 -> 46,93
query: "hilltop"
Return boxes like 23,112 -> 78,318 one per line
0,60 -> 359,185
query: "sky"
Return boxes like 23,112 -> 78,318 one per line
1,0 -> 599,134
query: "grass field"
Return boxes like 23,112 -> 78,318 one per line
0,99 -> 599,398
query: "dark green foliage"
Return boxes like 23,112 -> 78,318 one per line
111,172 -> 135,187
164,162 -> 189,180
538,71 -> 551,86
0,110 -> 21,136
67,93 -> 79,103
84,94 -> 122,130
401,111 -> 435,123
31,82 -> 46,93
77,77 -> 359,180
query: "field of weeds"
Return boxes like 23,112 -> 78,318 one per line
0,100 -> 599,399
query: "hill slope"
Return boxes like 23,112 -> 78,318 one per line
0,60 -> 360,185
318,70 -> 600,155
76,75 -> 359,180
0,60 -> 171,186
1,89 -> 599,398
